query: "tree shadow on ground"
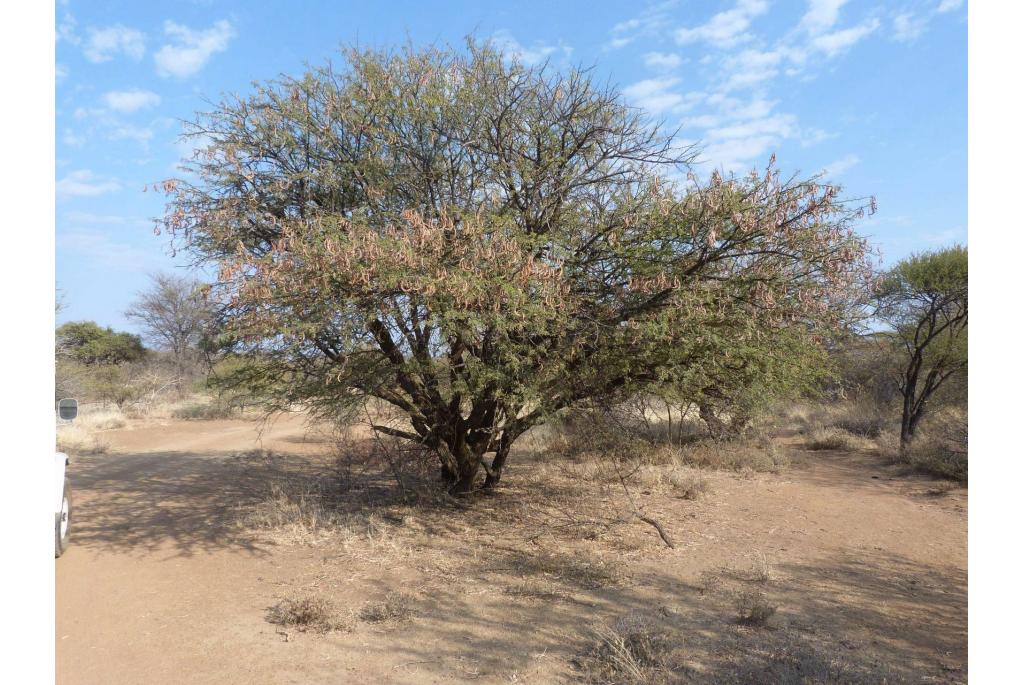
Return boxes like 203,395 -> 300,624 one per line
67,448 -> 326,557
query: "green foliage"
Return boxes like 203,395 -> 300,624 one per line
162,40 -> 873,491
56,321 -> 147,365
875,246 -> 967,447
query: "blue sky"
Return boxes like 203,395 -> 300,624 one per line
55,0 -> 967,333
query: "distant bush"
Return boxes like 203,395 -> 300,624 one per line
171,401 -> 237,420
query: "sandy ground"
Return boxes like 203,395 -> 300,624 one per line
56,414 -> 967,684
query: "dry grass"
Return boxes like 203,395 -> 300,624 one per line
804,426 -> 873,451
502,578 -> 570,602
735,590 -> 778,626
751,552 -> 774,583
578,613 -> 677,684
266,595 -> 349,633
669,470 -> 711,500
56,424 -> 109,454
674,438 -> 790,473
171,400 -> 238,420
75,406 -> 128,431
359,592 -> 414,623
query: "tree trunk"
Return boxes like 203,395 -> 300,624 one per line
483,440 -> 511,489
899,371 -> 919,451
699,403 -> 726,440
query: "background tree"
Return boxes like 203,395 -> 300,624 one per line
125,272 -> 212,384
56,321 -> 147,365
162,41 -> 873,493
874,246 -> 967,449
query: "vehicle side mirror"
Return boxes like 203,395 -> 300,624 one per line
57,398 -> 79,422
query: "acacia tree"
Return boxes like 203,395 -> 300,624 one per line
874,246 -> 967,449
125,272 -> 212,382
162,42 -> 873,493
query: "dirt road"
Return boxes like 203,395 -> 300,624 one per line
56,415 -> 967,684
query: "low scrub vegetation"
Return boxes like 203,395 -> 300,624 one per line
266,595 -> 348,634
804,426 -> 873,451
735,590 -> 778,627
359,592 -> 414,624
55,424 -> 108,455
171,400 -> 238,420
578,614 -> 678,685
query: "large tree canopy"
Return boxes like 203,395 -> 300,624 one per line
875,246 -> 967,448
163,42 -> 873,492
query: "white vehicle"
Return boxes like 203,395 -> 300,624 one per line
55,452 -> 72,557
55,398 -> 77,557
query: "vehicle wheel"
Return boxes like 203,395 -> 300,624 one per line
55,478 -> 71,558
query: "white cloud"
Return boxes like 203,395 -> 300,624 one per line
154,20 -> 235,78
102,89 -> 162,113
491,30 -> 572,66
643,52 -> 683,71
57,230 -> 160,270
56,170 -> 122,199
62,129 -> 86,147
674,0 -> 768,48
707,113 -> 798,141
721,48 -> 784,90
800,0 -> 849,33
700,135 -> 777,173
893,13 -> 928,42
83,24 -> 146,63
56,63 -> 69,84
820,153 -> 860,176
56,13 -> 79,45
811,18 -> 880,57
109,125 -> 154,146
937,0 -> 963,13
622,77 -> 702,115
606,1 -> 678,50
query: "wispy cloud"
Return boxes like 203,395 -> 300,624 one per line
606,0 -> 678,50
83,24 -> 146,63
643,51 -> 684,71
57,229 -> 161,270
154,20 -> 235,78
799,0 -> 849,33
820,154 -> 861,177
622,77 -> 701,115
491,30 -> 572,66
102,89 -> 162,113
937,0 -> 964,13
56,170 -> 122,199
892,13 -> 928,43
674,0 -> 768,49
811,18 -> 880,57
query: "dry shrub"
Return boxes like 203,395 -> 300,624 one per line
669,470 -> 710,500
804,427 -> 872,451
172,400 -> 237,420
736,590 -> 778,626
266,595 -> 348,633
578,613 -> 677,685
752,552 -> 773,583
903,407 -> 967,482
56,424 -> 108,455
905,438 -> 967,482
242,481 -> 346,538
75,406 -> 128,431
675,438 -> 789,473
359,592 -> 414,623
